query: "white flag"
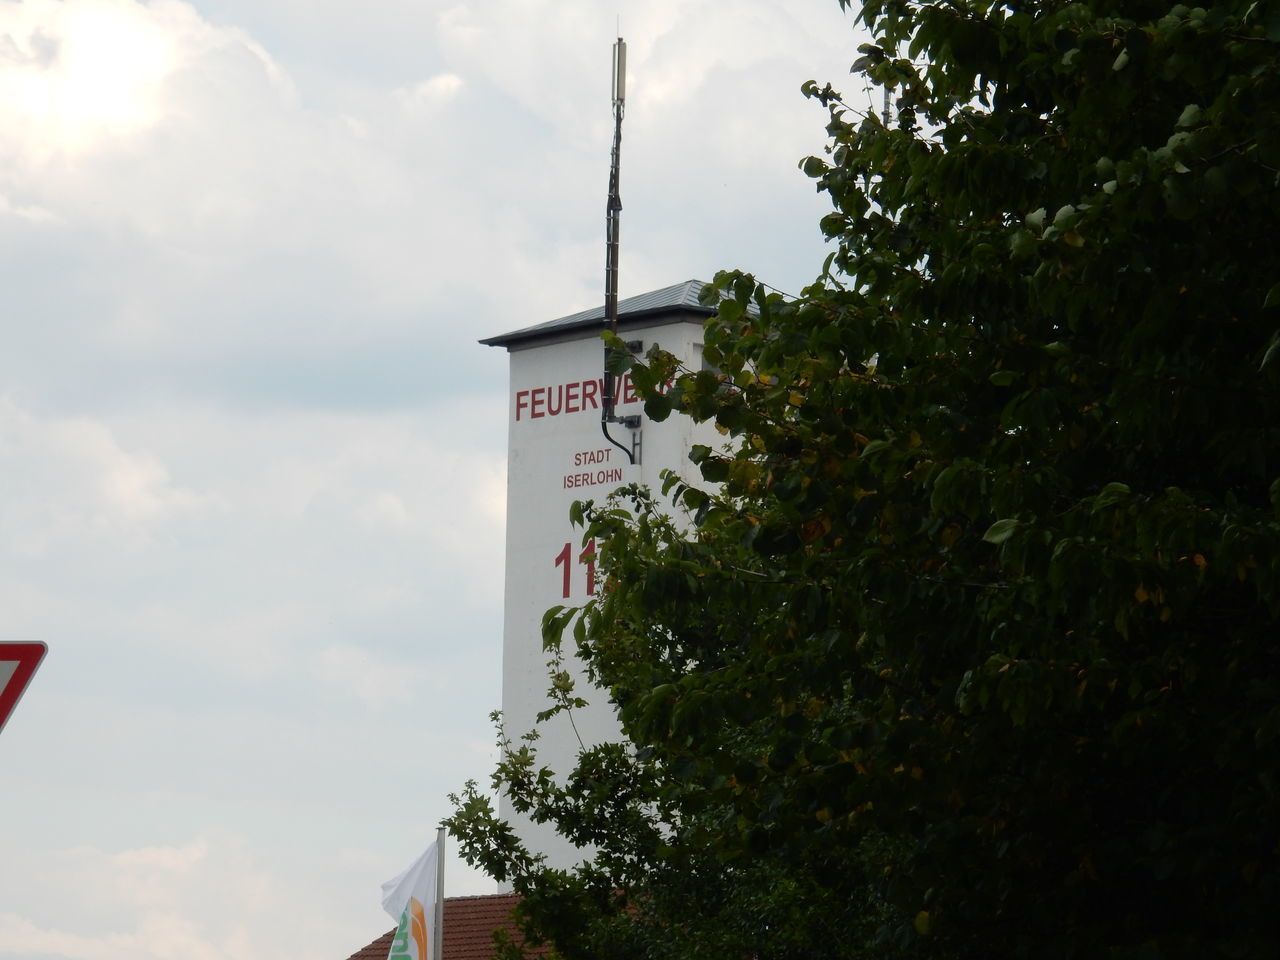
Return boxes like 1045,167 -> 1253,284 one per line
381,839 -> 440,960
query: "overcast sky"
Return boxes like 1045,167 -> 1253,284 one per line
0,3 -> 870,960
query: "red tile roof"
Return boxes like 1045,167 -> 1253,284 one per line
344,894 -> 548,960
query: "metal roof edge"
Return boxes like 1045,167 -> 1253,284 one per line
486,308 -> 711,352
480,280 -> 714,349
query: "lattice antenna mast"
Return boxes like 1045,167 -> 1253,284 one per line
600,36 -> 637,463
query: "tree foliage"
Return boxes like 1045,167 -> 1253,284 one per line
450,2 -> 1280,957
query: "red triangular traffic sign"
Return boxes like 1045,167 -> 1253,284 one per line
0,642 -> 47,736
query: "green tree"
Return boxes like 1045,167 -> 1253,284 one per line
450,2 -> 1280,957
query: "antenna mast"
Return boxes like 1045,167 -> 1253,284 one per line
601,36 -> 637,463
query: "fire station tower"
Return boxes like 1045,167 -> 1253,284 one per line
480,280 -> 721,870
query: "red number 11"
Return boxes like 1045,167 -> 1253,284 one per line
554,539 -> 596,598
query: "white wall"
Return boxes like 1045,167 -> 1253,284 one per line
497,319 -> 715,873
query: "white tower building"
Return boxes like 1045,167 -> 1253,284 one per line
480,280 -> 720,871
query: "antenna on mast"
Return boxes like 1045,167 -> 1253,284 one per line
601,35 -> 638,464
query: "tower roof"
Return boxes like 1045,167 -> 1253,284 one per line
480,279 -> 714,349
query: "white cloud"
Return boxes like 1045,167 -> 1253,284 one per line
0,191 -> 56,221
0,395 -> 509,708
317,642 -> 423,707
394,72 -> 463,110
0,835 -> 277,960
0,397 -> 211,554
0,1 -> 594,412
0,0 -> 178,163
0,0 -> 296,172
114,838 -> 209,872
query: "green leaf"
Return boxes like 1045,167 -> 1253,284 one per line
1260,331 -> 1280,371
1175,103 -> 1202,128
1009,230 -> 1035,258
983,518 -> 1020,544
800,156 -> 827,178
645,393 -> 674,422
1093,481 -> 1132,512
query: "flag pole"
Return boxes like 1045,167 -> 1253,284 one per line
433,826 -> 445,960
